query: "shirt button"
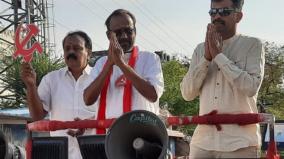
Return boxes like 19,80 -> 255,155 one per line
217,83 -> 219,85
215,97 -> 218,99
218,68 -> 220,71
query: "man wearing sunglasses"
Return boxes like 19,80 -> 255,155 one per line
84,9 -> 164,134
181,0 -> 265,158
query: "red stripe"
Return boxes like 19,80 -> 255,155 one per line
97,46 -> 138,134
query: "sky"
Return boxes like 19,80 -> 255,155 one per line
1,0 -> 284,58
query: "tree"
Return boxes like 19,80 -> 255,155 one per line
0,53 -> 64,108
258,42 -> 284,119
160,60 -> 199,134
162,42 -> 284,135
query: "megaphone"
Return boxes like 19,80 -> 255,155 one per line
0,130 -> 25,159
105,110 -> 168,159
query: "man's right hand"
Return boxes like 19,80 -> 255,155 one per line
204,24 -> 212,61
108,31 -> 125,67
20,62 -> 36,87
107,32 -> 117,66
207,24 -> 223,59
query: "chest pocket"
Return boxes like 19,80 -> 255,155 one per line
227,50 -> 247,70
223,40 -> 247,71
234,59 -> 246,70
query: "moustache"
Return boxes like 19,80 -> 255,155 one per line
66,53 -> 77,60
213,19 -> 225,25
118,39 -> 130,45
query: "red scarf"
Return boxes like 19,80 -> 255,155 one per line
97,46 -> 138,134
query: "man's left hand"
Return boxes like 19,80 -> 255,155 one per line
208,24 -> 223,59
109,32 -> 125,67
66,117 -> 85,137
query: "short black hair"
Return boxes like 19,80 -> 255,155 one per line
105,9 -> 136,31
211,0 -> 244,11
62,30 -> 92,51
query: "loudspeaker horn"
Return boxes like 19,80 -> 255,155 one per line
105,110 -> 168,159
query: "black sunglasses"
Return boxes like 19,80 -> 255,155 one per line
110,28 -> 135,36
209,8 -> 236,17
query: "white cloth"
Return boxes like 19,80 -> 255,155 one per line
38,65 -> 97,159
180,34 -> 265,151
91,50 -> 164,119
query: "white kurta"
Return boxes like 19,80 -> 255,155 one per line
181,34 -> 265,151
91,50 -> 164,119
38,65 -> 97,159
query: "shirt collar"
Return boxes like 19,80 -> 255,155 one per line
63,65 -> 92,77
223,34 -> 239,46
83,65 -> 92,75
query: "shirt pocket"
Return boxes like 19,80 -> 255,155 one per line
233,58 -> 247,70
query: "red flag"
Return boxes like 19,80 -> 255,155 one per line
266,140 -> 280,159
13,23 -> 43,62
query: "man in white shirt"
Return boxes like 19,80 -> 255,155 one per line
20,31 -> 97,159
84,9 -> 164,134
180,0 -> 265,158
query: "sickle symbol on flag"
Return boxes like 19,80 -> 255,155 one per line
115,75 -> 127,87
13,23 -> 43,62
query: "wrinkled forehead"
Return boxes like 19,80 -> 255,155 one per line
63,35 -> 85,46
109,14 -> 135,31
211,0 -> 234,9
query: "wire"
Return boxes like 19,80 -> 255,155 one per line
111,0 -> 178,53
70,0 -> 105,21
134,0 -> 194,50
89,0 -> 158,51
128,0 -> 189,52
51,17 -> 104,50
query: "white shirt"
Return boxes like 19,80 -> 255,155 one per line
38,65 -> 97,159
180,34 -> 265,151
91,50 -> 164,119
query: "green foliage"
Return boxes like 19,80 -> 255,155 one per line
258,42 -> 284,119
160,60 -> 199,115
161,42 -> 284,135
31,53 -> 65,86
160,60 -> 199,135
0,53 -> 64,108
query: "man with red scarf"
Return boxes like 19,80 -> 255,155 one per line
84,9 -> 164,134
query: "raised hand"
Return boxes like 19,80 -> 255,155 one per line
106,32 -> 115,66
205,24 -> 212,61
109,32 -> 125,67
20,62 -> 37,87
208,24 -> 223,59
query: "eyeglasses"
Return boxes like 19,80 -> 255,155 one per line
110,28 -> 135,37
209,8 -> 236,17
